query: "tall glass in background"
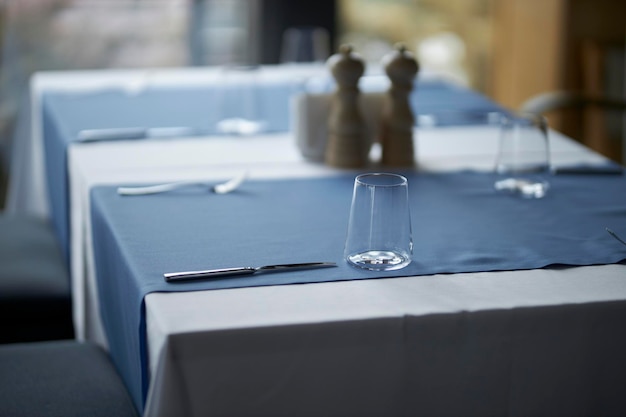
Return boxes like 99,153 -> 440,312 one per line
494,113 -> 551,198
280,26 -> 330,64
345,173 -> 413,271
213,66 -> 267,135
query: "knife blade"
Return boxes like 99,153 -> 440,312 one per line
551,164 -> 623,175
164,261 -> 337,283
77,126 -> 201,142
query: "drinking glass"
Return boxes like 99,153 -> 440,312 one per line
344,173 -> 413,271
280,26 -> 330,64
213,66 -> 267,135
417,110 -> 504,128
494,113 -> 551,198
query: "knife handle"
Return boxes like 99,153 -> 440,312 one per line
551,166 -> 624,175
164,267 -> 256,282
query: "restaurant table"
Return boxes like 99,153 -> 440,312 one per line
7,64 -> 500,264
73,128 -> 626,417
9,66 -> 626,417
6,65 -> 507,342
6,63 -> 335,343
6,64 -> 331,259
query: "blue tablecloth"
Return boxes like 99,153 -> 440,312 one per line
41,78 -> 505,262
90,172 -> 626,411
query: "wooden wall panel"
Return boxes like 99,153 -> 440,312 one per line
490,0 -> 568,111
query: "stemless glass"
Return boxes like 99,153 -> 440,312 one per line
213,66 -> 267,135
344,173 -> 413,271
494,113 -> 551,198
279,26 -> 330,64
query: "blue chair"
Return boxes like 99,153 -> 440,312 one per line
0,214 -> 73,343
0,340 -> 138,417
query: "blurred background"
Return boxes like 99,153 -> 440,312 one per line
1,0 -> 625,207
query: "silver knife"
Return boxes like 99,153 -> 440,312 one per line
551,164 -> 623,175
164,261 -> 337,283
77,126 -> 201,142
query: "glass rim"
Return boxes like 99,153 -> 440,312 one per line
355,172 -> 408,187
500,112 -> 549,128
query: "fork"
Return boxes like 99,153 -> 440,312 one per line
606,228 -> 626,247
117,171 -> 249,196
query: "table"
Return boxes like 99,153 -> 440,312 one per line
10,66 -> 626,416
7,63 -> 334,343
73,130 -> 626,417
7,65 -> 508,345
9,65 -> 501,263
7,64 -> 331,260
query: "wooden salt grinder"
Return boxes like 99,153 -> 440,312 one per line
381,44 -> 419,166
325,45 -> 369,168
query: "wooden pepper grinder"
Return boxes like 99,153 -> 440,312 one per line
325,45 -> 369,168
381,43 -> 419,166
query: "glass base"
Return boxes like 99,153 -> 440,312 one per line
495,178 -> 549,199
347,250 -> 411,271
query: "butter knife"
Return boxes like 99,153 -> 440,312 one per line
164,261 -> 337,283
77,126 -> 200,142
551,164 -> 623,175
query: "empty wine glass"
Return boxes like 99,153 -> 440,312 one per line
494,113 -> 551,198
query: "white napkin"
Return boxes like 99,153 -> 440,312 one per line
292,92 -> 386,162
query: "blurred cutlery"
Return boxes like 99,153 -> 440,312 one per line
117,171 -> 249,196
552,164 -> 623,176
606,228 -> 626,247
77,126 -> 200,142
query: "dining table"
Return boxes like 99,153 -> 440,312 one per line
6,64 -> 626,417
